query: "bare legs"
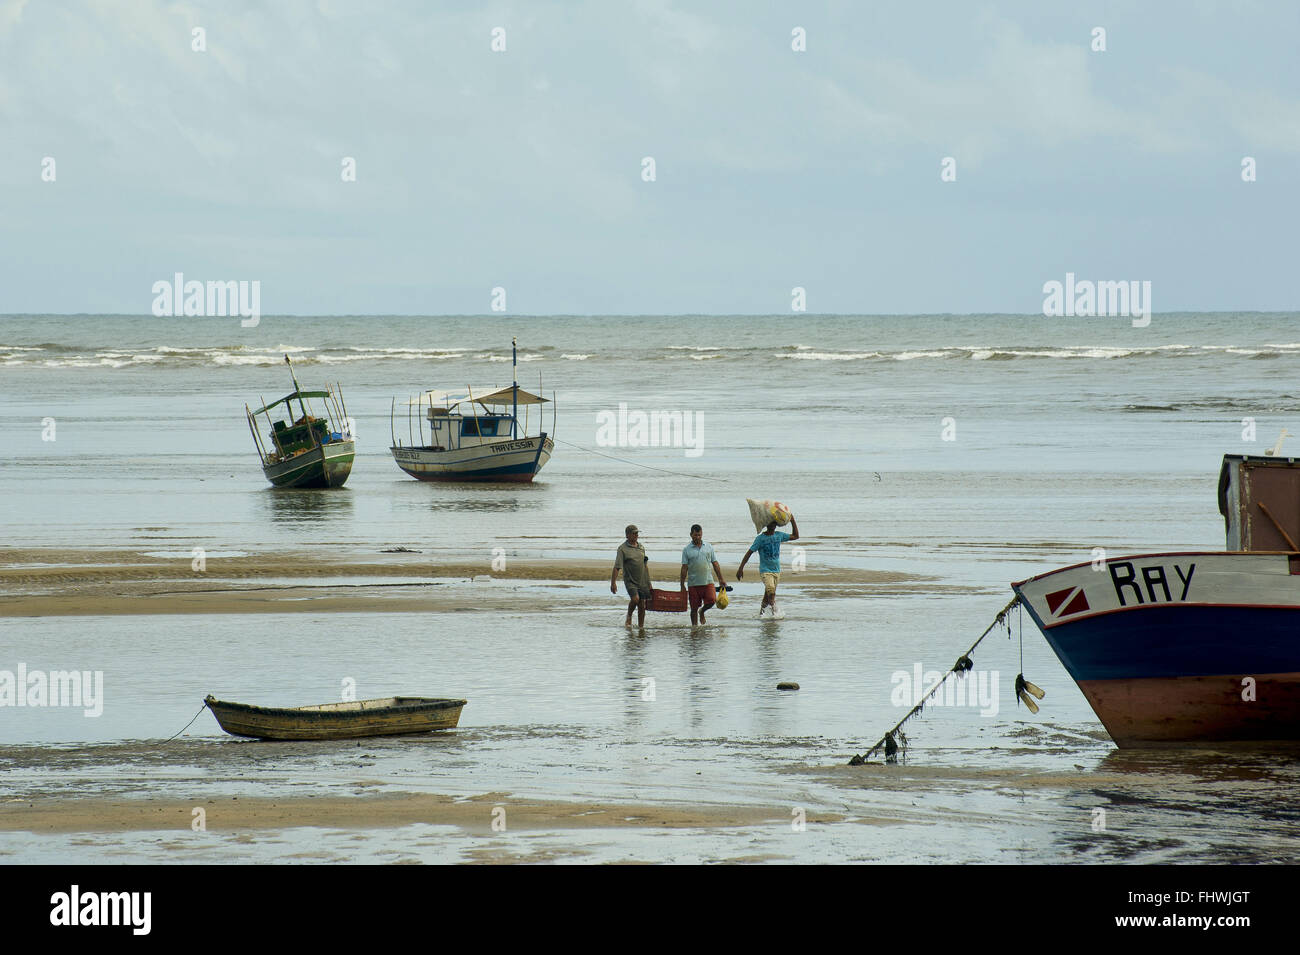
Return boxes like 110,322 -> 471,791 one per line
625,597 -> 647,627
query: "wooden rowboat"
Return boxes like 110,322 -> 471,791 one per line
204,694 -> 466,741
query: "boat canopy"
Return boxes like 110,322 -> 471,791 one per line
251,391 -> 333,416
405,386 -> 549,408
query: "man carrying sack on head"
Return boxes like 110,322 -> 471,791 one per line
738,514 -> 799,618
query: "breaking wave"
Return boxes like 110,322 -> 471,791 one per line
5,340 -> 1300,369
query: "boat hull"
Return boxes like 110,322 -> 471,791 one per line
205,695 -> 465,740
263,440 -> 355,488
391,433 -> 552,483
1077,672 -> 1300,745
1012,551 -> 1300,747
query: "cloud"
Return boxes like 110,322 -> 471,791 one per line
0,0 -> 28,37
2,1 -> 1298,313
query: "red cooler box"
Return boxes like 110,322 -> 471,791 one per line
649,588 -> 688,612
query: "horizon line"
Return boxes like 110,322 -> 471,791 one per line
1,310 -> 1295,319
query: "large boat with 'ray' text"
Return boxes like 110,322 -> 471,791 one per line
1012,453 -> 1300,747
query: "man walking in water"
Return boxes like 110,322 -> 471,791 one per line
737,514 -> 799,618
611,524 -> 651,627
680,523 -> 726,626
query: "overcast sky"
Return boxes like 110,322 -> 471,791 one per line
2,0 -> 1297,314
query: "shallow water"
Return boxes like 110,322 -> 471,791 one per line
4,313 -> 1300,863
3,601 -> 1299,863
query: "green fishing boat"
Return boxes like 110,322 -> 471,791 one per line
246,355 -> 356,488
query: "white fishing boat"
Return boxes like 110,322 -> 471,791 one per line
389,339 -> 555,483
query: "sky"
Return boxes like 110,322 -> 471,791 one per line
1,0 -> 1297,314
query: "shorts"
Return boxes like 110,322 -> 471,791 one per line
761,572 -> 779,596
625,580 -> 650,602
687,583 -> 716,610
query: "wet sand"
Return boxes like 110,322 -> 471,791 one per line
0,791 -> 848,834
0,546 -> 940,616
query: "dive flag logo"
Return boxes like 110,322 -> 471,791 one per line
1045,585 -> 1090,618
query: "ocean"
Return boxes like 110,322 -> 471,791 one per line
3,312 -> 1299,863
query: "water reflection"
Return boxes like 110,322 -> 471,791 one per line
621,632 -> 649,732
428,497 -> 538,512
1046,745 -> 1300,863
260,487 -> 356,524
394,482 -> 548,514
751,628 -> 786,738
682,626 -> 723,732
1099,745 -> 1300,783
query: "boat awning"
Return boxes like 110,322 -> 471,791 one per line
405,386 -> 549,408
250,391 -> 333,416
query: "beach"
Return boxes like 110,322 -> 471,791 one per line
4,313 -> 1300,864
0,546 -> 927,617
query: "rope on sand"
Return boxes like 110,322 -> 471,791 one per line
848,594 -> 1021,765
553,437 -> 729,483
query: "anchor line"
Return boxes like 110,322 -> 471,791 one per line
848,593 -> 1021,765
552,437 -> 729,483
164,702 -> 210,743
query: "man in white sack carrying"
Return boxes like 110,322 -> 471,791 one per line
737,513 -> 799,618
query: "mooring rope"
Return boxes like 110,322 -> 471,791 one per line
848,593 -> 1021,765
164,702 -> 209,743
553,437 -> 729,483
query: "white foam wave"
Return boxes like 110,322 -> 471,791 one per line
211,354 -> 288,366
346,346 -> 472,354
788,351 -> 883,360
42,358 -> 129,368
667,345 -> 750,351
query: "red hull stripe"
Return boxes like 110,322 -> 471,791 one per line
1077,672 -> 1300,746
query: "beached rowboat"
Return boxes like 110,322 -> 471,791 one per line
204,695 -> 466,740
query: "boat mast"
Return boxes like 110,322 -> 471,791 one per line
246,404 -> 267,465
285,354 -> 308,420
512,337 -> 518,438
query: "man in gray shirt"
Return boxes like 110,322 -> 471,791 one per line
611,524 -> 652,627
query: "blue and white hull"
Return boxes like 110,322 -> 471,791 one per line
390,433 -> 552,483
1012,551 -> 1300,746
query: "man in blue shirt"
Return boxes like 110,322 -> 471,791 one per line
737,515 -> 799,618
679,523 -> 726,626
